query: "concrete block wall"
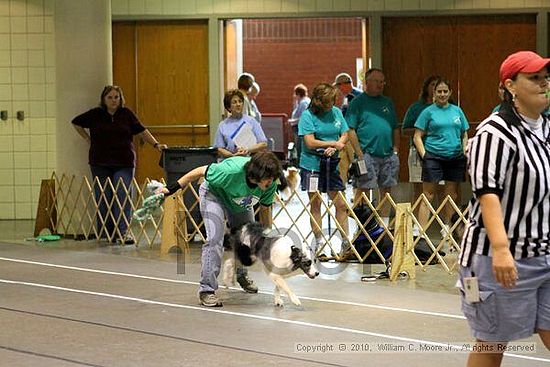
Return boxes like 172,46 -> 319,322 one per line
0,0 -> 56,219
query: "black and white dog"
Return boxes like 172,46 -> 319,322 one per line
223,222 -> 319,307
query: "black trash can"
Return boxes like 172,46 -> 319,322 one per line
160,146 -> 218,239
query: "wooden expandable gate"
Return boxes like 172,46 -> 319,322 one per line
35,173 -> 468,274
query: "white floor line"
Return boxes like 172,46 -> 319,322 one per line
1,278 -> 548,364
0,255 -> 463,320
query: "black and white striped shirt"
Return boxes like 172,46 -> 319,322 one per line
460,104 -> 550,267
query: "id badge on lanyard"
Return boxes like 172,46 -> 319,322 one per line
308,173 -> 319,192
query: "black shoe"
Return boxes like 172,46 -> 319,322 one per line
236,274 -> 258,293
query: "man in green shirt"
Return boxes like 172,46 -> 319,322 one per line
159,152 -> 281,307
346,68 -> 400,215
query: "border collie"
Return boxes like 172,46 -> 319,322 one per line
223,222 -> 318,307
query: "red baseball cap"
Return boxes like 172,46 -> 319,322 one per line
499,51 -> 550,83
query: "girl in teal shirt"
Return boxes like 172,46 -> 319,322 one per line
413,78 -> 469,238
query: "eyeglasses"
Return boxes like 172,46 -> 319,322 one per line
335,81 -> 352,86
367,79 -> 386,85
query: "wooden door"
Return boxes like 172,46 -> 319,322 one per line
382,14 -> 536,182
113,21 -> 210,184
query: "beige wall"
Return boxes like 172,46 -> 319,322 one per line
0,0 -> 111,220
111,0 -> 550,15
55,0 -> 112,178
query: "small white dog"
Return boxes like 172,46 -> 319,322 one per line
223,222 -> 318,307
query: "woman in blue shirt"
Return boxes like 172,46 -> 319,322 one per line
214,89 -> 268,159
413,78 -> 469,236
298,83 -> 349,256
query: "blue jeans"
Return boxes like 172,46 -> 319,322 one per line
198,182 -> 253,293
90,165 -> 134,238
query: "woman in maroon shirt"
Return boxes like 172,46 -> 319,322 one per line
72,85 -> 167,244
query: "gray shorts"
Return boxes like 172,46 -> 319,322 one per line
459,254 -> 550,342
352,152 -> 399,190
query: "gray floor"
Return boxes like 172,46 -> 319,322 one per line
0,220 -> 549,367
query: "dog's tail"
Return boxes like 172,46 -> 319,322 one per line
235,244 -> 254,266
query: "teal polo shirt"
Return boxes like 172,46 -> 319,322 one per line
414,103 -> 469,158
298,107 -> 349,172
346,93 -> 398,157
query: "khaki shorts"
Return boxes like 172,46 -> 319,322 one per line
408,146 -> 422,183
352,152 -> 399,190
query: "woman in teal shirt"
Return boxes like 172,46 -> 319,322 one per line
298,83 -> 349,256
413,78 -> 469,237
402,75 -> 439,232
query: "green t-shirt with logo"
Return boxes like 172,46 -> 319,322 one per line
414,103 -> 469,158
205,156 -> 277,213
346,93 -> 398,157
298,107 -> 349,172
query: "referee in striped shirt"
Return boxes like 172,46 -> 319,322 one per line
459,51 -> 550,367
